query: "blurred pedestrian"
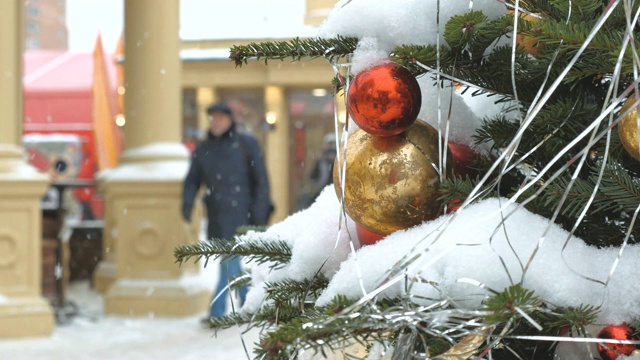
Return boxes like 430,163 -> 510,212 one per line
309,133 -> 337,204
182,102 -> 272,323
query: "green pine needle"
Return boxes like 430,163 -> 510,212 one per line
174,237 -> 291,268
229,36 -> 359,66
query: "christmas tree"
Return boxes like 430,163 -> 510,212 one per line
176,1 -> 640,359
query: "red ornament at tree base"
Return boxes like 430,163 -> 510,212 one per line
447,199 -> 462,214
347,62 -> 421,137
356,223 -> 386,247
596,323 -> 639,360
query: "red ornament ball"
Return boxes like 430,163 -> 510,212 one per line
597,323 -> 638,360
347,63 -> 421,136
355,223 -> 386,247
448,142 -> 479,178
446,199 -> 462,214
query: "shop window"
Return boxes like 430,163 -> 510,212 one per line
181,88 -> 198,151
287,88 -> 338,211
217,89 -> 267,147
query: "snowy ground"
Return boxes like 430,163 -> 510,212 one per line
0,215 -> 261,360
0,276 -> 260,360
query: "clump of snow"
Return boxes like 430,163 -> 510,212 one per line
316,198 -> 640,326
115,270 -> 211,295
240,184 -> 640,327
416,78 -> 521,151
239,186 -> 356,313
245,186 -> 354,282
459,88 -> 522,122
98,160 -> 190,181
97,142 -> 190,181
417,78 -> 482,148
237,189 -> 640,357
350,37 -> 392,75
118,142 -> 190,160
0,148 -> 50,181
241,188 -> 640,324
318,0 -> 507,51
23,133 -> 82,143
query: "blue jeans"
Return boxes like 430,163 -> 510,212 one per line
210,256 -> 248,317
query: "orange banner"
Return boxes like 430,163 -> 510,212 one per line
92,35 -> 122,170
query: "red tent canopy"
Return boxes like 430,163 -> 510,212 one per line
23,49 -> 121,219
23,50 -> 118,130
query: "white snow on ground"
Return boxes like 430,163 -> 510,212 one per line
0,279 -> 261,360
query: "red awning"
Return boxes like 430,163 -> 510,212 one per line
23,50 -> 118,130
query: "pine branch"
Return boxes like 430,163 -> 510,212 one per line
505,0 -> 566,22
174,237 -> 291,268
264,276 -> 330,304
599,163 -> 640,214
437,175 -> 494,209
202,301 -> 307,332
253,284 -> 597,360
483,284 -> 543,325
444,10 -> 491,52
229,272 -> 252,290
474,115 -> 520,151
254,296 -> 407,360
538,304 -> 599,332
236,225 -> 269,235
541,162 -> 640,218
202,311 -> 258,332
391,44 -> 453,75
474,97 -> 600,166
542,175 -> 606,218
229,36 -> 359,66
480,284 -> 599,359
469,13 -> 518,60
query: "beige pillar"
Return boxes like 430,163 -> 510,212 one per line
98,0 -> 209,316
0,1 -> 54,337
196,87 -> 216,136
264,86 -> 290,222
304,0 -> 336,27
92,189 -> 117,293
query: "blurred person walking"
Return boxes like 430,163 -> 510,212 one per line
308,133 -> 337,204
182,102 -> 272,323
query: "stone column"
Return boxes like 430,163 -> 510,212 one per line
100,0 -> 209,316
92,189 -> 117,293
196,87 -> 216,135
264,86 -> 290,221
0,1 -> 54,337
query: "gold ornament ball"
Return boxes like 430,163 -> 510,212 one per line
619,95 -> 640,160
333,120 -> 452,235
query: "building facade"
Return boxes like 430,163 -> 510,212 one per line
24,0 -> 68,50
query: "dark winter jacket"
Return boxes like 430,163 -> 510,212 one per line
182,124 -> 272,239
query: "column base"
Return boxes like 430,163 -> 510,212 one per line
0,297 -> 54,338
93,260 -> 117,293
105,275 -> 210,316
